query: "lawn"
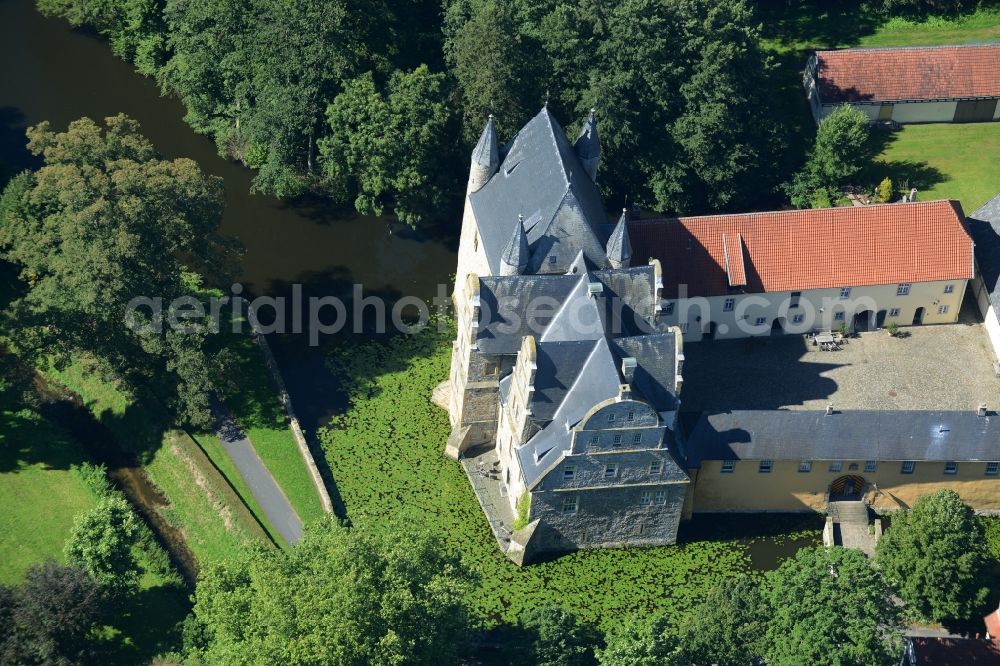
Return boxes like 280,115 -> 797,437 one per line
46,358 -> 276,565
319,326 -> 821,632
869,123 -> 1000,213
217,331 -> 327,526
757,2 -> 1000,185
0,408 -> 98,583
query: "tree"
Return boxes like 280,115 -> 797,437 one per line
678,575 -> 766,665
320,66 -> 457,226
598,613 -> 686,666
65,496 -> 144,594
875,490 -> 991,623
764,546 -> 902,666
1,562 -> 106,665
186,520 -> 473,665
523,606 -> 601,666
788,104 -> 872,208
0,115 -> 228,427
37,0 -> 168,75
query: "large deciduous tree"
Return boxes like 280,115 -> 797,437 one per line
763,546 -> 902,666
678,575 -> 767,665
0,115 -> 228,426
787,104 -> 872,208
523,605 -> 601,666
875,489 -> 991,623
320,66 -> 457,227
65,496 -> 144,595
0,562 -> 106,665
597,613 -> 686,666
185,521 -> 473,665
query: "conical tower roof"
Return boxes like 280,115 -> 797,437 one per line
472,114 -> 499,170
500,215 -> 529,275
606,208 -> 632,267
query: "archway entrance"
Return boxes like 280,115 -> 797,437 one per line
912,307 -> 925,325
770,318 -> 785,336
875,310 -> 887,329
704,321 -> 717,340
853,310 -> 873,332
829,475 -> 866,501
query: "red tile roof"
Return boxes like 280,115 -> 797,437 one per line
629,200 -> 973,299
814,44 -> 1000,103
907,638 -> 1000,665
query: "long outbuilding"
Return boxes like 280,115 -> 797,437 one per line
804,43 -> 1000,124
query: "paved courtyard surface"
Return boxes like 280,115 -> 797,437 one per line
681,309 -> 998,413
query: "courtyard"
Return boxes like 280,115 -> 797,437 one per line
681,305 -> 998,414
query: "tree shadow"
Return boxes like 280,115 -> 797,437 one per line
0,106 -> 41,185
99,583 -> 191,665
861,131 -> 947,194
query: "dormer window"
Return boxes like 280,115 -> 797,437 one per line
608,413 -> 616,423
548,255 -> 557,265
626,411 -> 635,422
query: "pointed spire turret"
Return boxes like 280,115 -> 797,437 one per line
573,108 -> 600,182
500,214 -> 530,276
606,208 -> 632,269
468,114 -> 499,194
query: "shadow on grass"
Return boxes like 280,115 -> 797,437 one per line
862,129 -> 947,194
101,583 -> 191,665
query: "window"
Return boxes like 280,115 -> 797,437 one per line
608,413 -> 616,423
603,464 -> 619,479
626,411 -> 635,422
829,461 -> 843,473
790,291 -> 801,308
563,466 -> 576,480
721,460 -> 736,473
473,233 -> 478,251
839,288 -> 851,299
654,490 -> 667,505
639,491 -> 652,506
484,362 -> 498,376
723,297 -> 735,312
613,434 -> 623,446
759,459 -> 773,473
589,434 -> 599,446
986,462 -> 999,476
901,461 -> 916,474
944,461 -> 958,475
663,301 -> 675,316
864,460 -> 877,473
632,433 -> 642,444
792,314 -> 804,324
562,495 -> 578,515
649,461 -> 663,474
834,312 -> 845,321
889,308 -> 901,317
943,284 -> 954,294
938,305 -> 949,315
798,461 -> 812,473
896,283 -> 911,296
548,255 -> 557,265
754,317 -> 767,326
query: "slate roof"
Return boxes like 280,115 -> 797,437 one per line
501,216 -> 529,273
687,410 -> 1000,466
472,115 -> 499,170
968,193 -> 1000,322
629,200 -> 974,299
606,210 -> 632,266
516,333 -> 679,488
814,44 -> 1000,104
475,266 -> 658,354
469,108 -> 610,274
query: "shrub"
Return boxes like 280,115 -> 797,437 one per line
512,492 -> 531,530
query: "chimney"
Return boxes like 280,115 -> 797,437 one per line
826,405 -> 834,416
587,281 -> 604,298
621,357 -> 637,384
978,403 -> 988,417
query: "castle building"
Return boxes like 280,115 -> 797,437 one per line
446,108 -> 1000,565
